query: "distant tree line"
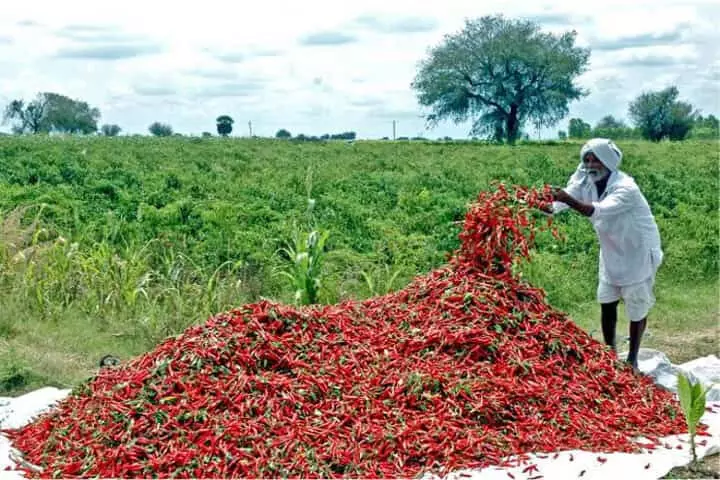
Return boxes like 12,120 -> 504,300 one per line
2,87 -> 715,143
0,94 -> 239,139
2,27 -> 717,146
274,129 -> 357,141
0,96 -> 364,142
559,86 -> 718,141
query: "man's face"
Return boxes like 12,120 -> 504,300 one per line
582,152 -> 609,181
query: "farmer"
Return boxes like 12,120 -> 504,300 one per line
547,138 -> 663,372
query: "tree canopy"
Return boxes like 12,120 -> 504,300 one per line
3,97 -> 48,134
100,124 -> 122,136
148,122 -> 174,137
43,93 -> 100,134
3,92 -> 100,135
629,86 -> 698,141
216,115 -> 234,137
567,118 -> 591,139
411,15 -> 590,144
595,115 -> 625,129
690,114 -> 719,139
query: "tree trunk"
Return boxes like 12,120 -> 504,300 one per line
506,104 -> 519,145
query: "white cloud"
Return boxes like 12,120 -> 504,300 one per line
0,0 -> 717,138
352,14 -> 439,34
299,31 -> 358,46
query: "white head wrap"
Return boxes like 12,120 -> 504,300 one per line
565,138 -> 623,187
579,138 -> 623,171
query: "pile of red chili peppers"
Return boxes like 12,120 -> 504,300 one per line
3,184 -> 704,478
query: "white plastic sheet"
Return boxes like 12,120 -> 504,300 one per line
1,387 -> 72,479
422,410 -> 719,480
1,349 -> 718,479
633,349 -> 720,402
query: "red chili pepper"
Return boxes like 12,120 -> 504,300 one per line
1,183 -> 697,479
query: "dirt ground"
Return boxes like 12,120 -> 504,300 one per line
663,453 -> 720,478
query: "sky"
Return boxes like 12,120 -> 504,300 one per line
0,0 -> 718,139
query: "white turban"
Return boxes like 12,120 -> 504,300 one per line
580,138 -> 623,172
564,138 -> 623,187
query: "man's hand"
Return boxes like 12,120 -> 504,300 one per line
538,203 -> 554,215
552,187 -> 595,217
552,187 -> 573,204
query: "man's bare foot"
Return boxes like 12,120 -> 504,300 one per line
626,357 -> 640,374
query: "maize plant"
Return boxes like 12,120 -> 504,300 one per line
275,228 -> 330,305
677,371 -> 711,465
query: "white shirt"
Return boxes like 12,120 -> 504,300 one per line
552,170 -> 663,286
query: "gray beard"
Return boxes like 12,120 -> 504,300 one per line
586,168 -> 609,182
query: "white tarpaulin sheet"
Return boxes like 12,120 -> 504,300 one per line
1,349 -> 719,479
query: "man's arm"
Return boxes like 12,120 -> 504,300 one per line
588,185 -> 635,221
544,180 -> 584,215
553,189 -> 594,217
554,185 -> 635,219
547,166 -> 587,215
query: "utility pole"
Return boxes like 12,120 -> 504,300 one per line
248,121 -> 253,137
392,120 -> 396,140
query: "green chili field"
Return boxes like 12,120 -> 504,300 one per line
0,136 -> 717,395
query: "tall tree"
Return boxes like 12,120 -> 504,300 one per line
411,15 -> 590,144
595,115 -> 625,129
216,115 -> 234,137
591,115 -> 638,139
100,124 -> 122,136
568,118 -> 591,138
148,122 -> 173,137
43,93 -> 100,134
628,86 -> 697,141
3,93 -> 100,134
2,96 -> 50,134
275,129 -> 292,139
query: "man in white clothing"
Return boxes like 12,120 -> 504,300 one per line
548,138 -> 663,372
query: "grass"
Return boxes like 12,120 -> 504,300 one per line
1,277 -> 715,396
641,282 -> 719,364
565,280 -> 719,364
0,136 -> 717,396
